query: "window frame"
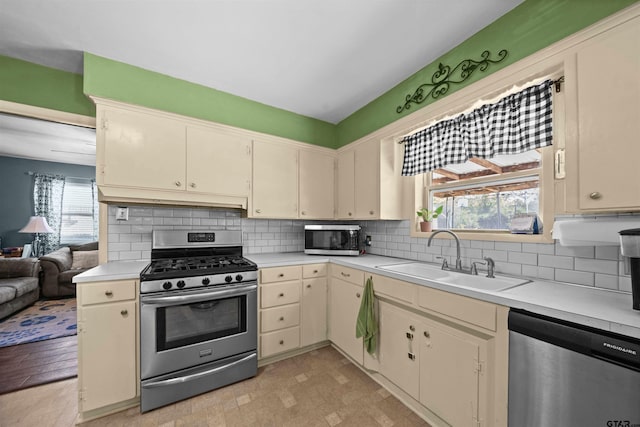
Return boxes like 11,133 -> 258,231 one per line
59,178 -> 98,246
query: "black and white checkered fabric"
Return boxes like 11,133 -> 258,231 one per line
401,79 -> 553,176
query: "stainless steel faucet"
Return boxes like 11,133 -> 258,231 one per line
484,257 -> 495,278
427,230 -> 463,270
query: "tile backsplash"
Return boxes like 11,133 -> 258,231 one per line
107,205 -> 632,293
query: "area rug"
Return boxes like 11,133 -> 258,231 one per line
0,299 -> 77,348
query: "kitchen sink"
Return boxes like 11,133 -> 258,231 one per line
375,262 -> 531,292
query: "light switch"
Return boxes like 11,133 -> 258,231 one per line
115,207 -> 129,221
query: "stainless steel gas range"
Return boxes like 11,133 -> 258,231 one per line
139,230 -> 257,413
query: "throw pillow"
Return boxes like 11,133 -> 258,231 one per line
71,250 -> 99,270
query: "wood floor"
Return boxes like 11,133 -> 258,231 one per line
0,335 -> 77,395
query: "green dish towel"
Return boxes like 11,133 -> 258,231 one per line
356,276 -> 378,355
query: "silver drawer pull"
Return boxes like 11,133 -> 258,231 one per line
278,293 -> 284,297
278,273 -> 284,278
120,309 -> 128,316
174,181 -> 181,187
589,192 -> 602,200
279,317 -> 284,321
341,272 -> 350,277
306,284 -> 311,288
313,270 -> 318,274
348,212 -> 352,216
105,290 -> 113,297
356,293 -> 361,298
369,210 -> 374,215
279,340 -> 284,345
190,182 -> 196,188
255,209 -> 261,214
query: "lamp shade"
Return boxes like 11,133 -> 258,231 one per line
19,216 -> 54,233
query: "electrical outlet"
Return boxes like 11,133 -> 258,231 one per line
115,207 -> 129,221
365,235 -> 372,246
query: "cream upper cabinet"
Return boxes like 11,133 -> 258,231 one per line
77,280 -> 137,418
186,126 -> 251,197
337,138 -> 407,220
299,149 -> 335,219
100,106 -> 187,191
337,149 -> 356,218
565,16 -> 640,212
354,139 -> 380,218
251,140 -> 299,218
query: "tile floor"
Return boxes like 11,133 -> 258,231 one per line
0,346 -> 430,427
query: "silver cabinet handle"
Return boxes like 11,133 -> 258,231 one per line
356,292 -> 361,298
409,325 -> 415,332
313,270 -> 318,274
369,210 -> 374,215
278,293 -> 284,297
175,181 -> 181,187
348,212 -> 352,216
120,309 -> 128,316
278,273 -> 284,278
301,211 -> 306,215
279,317 -> 284,321
306,284 -> 311,288
341,272 -> 350,277
279,340 -> 284,345
424,331 -> 430,338
255,209 -> 261,214
105,290 -> 113,297
589,192 -> 602,200
408,352 -> 416,361
190,182 -> 196,188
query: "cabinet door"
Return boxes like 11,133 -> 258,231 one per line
378,302 -> 419,399
337,149 -> 355,219
328,278 -> 363,364
252,141 -> 298,218
574,17 -> 640,210
101,107 -> 186,190
186,126 -> 251,196
299,150 -> 335,219
301,277 -> 328,347
420,320 -> 480,427
79,301 -> 136,412
354,140 -> 379,218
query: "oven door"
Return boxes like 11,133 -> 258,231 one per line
140,282 -> 257,380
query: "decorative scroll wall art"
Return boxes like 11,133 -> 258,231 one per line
396,49 -> 508,114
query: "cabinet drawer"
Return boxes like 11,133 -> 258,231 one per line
331,265 -> 364,286
417,287 -> 497,331
261,266 -> 302,284
261,281 -> 300,308
303,263 -> 327,278
261,304 -> 300,332
79,280 -> 136,306
261,327 -> 300,358
372,274 -> 416,305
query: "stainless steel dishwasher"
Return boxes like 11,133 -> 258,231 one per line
508,309 -> 640,427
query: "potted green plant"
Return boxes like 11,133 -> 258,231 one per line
417,205 -> 443,232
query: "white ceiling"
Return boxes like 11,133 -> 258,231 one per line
0,0 -> 522,165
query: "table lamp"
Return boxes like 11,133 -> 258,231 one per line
19,216 -> 54,257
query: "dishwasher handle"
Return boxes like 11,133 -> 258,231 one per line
509,309 -> 640,372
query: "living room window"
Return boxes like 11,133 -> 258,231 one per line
59,178 -> 99,245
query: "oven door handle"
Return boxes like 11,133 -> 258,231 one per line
142,352 -> 257,389
141,283 -> 257,306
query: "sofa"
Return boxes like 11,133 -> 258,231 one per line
0,258 -> 41,320
39,242 -> 99,298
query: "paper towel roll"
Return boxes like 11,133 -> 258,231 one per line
552,217 -> 640,246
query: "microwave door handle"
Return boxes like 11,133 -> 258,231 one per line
141,283 -> 257,306
142,353 -> 257,389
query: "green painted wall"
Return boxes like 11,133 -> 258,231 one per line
83,53 -> 337,148
335,0 -> 638,147
0,55 -> 95,117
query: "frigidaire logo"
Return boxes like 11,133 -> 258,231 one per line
603,342 -> 637,356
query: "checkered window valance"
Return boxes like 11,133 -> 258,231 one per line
401,79 -> 554,176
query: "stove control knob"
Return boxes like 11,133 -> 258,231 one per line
202,278 -> 210,285
162,281 -> 172,290
225,275 -> 233,283
176,280 -> 186,289
235,274 -> 243,282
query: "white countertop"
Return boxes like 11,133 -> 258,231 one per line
72,253 -> 640,339
247,252 -> 640,339
73,260 -> 149,283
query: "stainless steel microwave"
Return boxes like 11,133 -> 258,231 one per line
304,225 -> 361,256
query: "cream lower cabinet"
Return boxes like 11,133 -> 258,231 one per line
373,273 -> 508,427
259,264 -> 328,359
328,265 -> 364,365
77,279 -> 138,420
